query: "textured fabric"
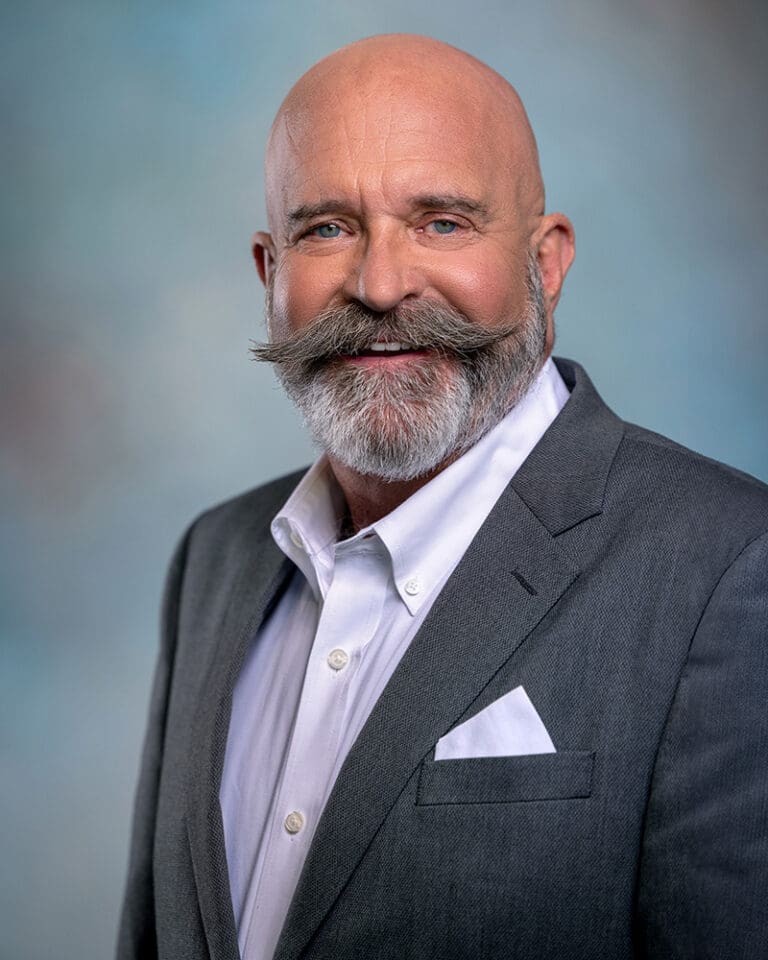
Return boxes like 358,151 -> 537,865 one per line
117,358 -> 768,960
219,359 -> 568,960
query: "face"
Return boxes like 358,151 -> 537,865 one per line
263,83 -> 535,338
256,256 -> 547,480
254,77 -> 573,480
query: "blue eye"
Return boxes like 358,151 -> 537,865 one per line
312,223 -> 342,238
431,219 -> 457,234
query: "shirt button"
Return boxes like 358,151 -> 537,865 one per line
290,530 -> 304,550
327,648 -> 349,671
284,811 -> 304,834
404,577 -> 421,596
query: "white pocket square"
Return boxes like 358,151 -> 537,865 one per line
434,686 -> 556,760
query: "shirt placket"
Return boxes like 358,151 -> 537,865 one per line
243,541 -> 386,957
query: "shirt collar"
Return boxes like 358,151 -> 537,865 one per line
271,457 -> 346,600
271,357 -> 569,611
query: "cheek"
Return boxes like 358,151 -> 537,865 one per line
271,257 -> 340,330
436,258 -> 528,326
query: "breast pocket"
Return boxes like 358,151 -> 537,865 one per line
416,751 -> 595,805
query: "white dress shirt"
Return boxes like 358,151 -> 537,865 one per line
219,358 -> 570,960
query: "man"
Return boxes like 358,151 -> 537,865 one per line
118,34 -> 768,960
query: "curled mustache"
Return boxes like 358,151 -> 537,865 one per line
250,301 -> 521,366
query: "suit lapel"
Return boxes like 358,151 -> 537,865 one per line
185,519 -> 294,960
275,358 -> 624,960
511,358 -> 624,536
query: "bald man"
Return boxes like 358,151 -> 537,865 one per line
118,35 -> 768,960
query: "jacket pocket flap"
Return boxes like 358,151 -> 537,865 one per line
416,751 -> 595,805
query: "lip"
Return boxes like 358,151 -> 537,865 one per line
341,348 -> 432,367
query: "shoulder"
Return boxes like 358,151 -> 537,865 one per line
555,356 -> 768,534
548,358 -> 768,569
590,418 -> 768,591
614,420 -> 768,529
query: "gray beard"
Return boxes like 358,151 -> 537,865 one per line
262,254 -> 547,482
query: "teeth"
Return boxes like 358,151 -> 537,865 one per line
368,341 -> 409,352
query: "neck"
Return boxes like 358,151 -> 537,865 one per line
324,358 -> 553,535
328,453 -> 459,534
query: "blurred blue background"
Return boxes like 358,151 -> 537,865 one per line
2,1 -> 766,957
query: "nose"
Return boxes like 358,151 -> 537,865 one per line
343,223 -> 427,312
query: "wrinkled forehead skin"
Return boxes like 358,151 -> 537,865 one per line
264,34 -> 545,242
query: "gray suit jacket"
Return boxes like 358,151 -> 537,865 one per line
118,358 -> 768,959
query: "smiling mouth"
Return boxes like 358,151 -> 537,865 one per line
347,341 -> 428,358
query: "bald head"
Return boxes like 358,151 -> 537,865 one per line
252,34 -> 575,490
253,33 -> 574,373
265,34 -> 545,237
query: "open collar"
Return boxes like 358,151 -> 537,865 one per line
270,358 -> 570,614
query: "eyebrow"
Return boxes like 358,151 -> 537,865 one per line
409,194 -> 491,221
286,193 -> 491,228
286,200 -> 352,228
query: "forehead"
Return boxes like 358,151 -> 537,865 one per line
266,84 -> 515,225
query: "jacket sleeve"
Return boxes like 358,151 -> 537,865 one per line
636,530 -> 768,958
116,524 -> 193,960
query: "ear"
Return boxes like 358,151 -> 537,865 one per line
533,213 -> 575,314
252,231 -> 276,287
531,213 -> 575,354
